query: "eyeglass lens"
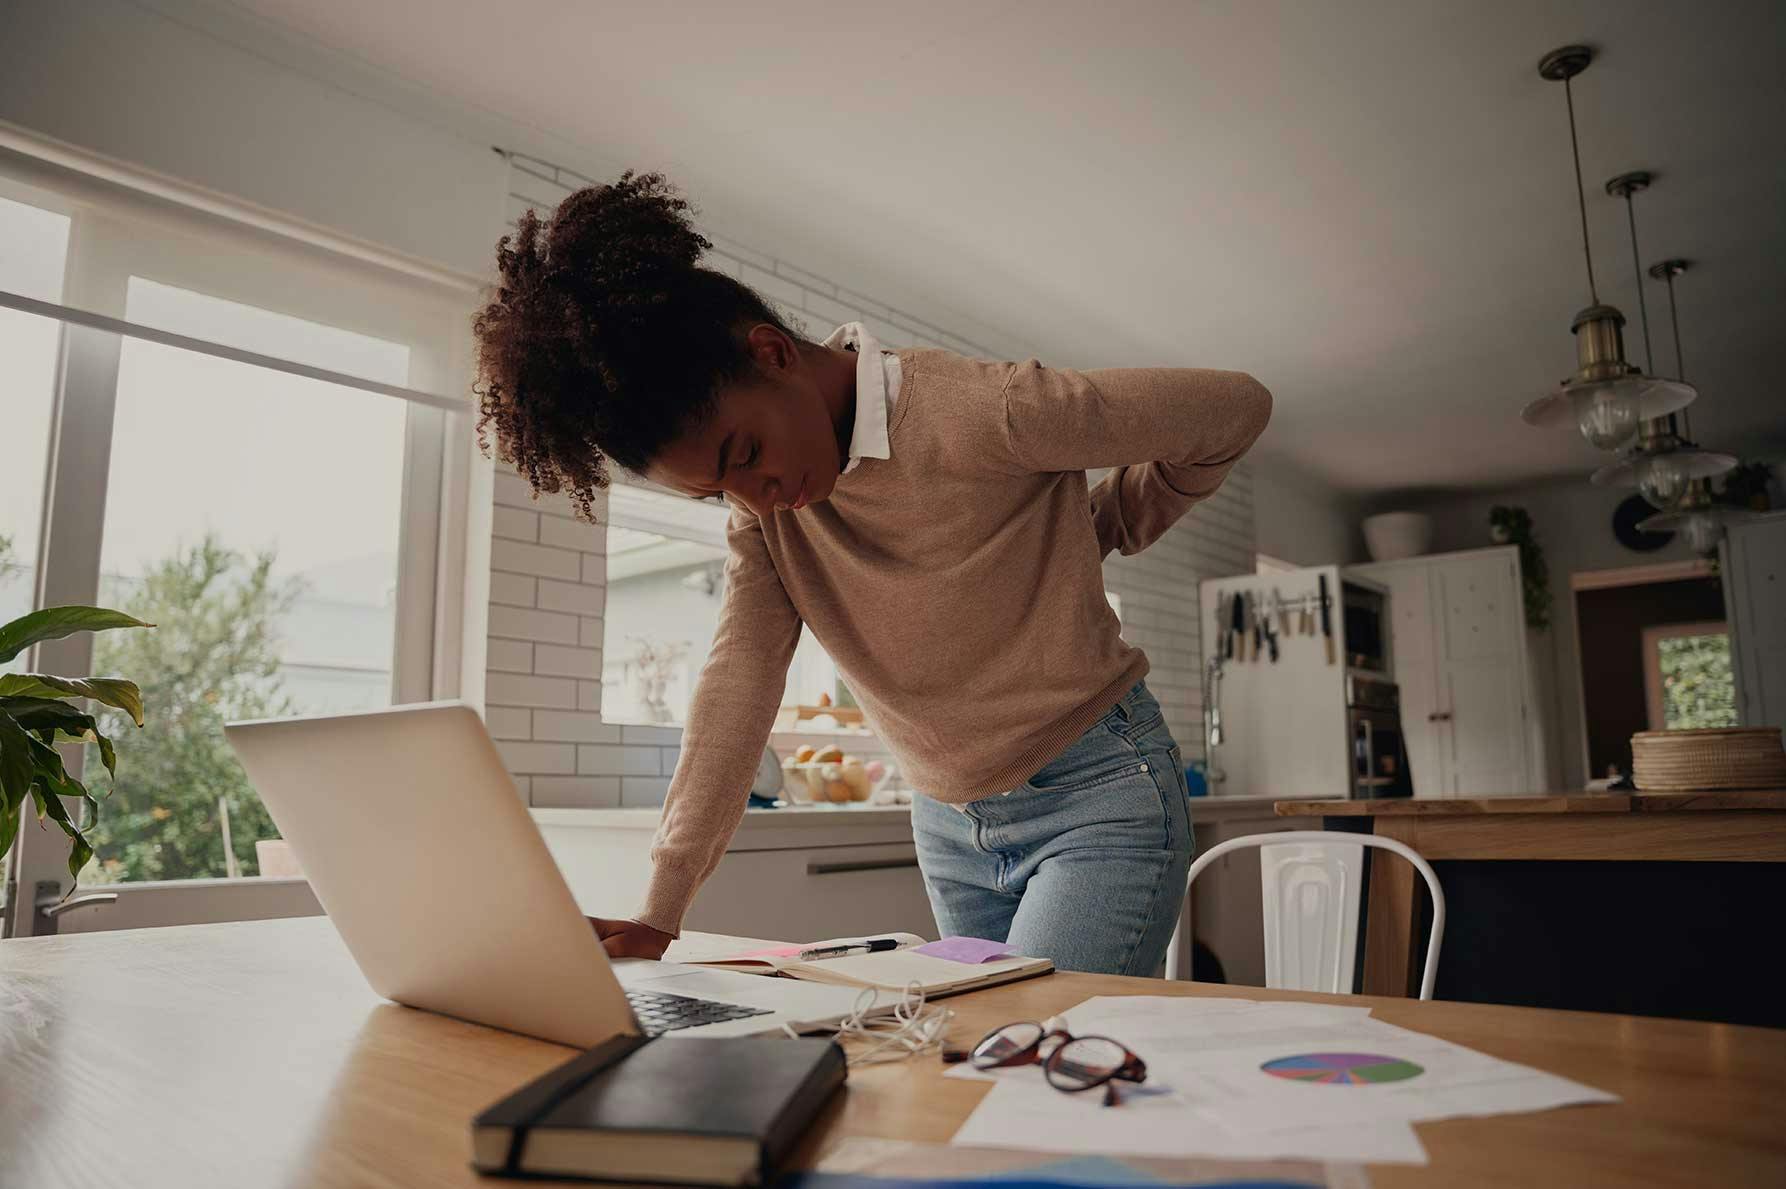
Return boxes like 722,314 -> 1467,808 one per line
1046,1037 -> 1129,1090
971,1022 -> 1044,1067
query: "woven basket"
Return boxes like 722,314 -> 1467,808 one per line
1631,727 -> 1786,791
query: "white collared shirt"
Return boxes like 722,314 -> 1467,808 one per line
820,321 -> 901,474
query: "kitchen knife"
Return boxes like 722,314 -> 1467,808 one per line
1318,573 -> 1335,665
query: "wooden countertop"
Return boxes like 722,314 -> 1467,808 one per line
1274,789 -> 1786,816
5,918 -> 1786,1187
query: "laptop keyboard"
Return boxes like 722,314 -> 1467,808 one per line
626,988 -> 773,1036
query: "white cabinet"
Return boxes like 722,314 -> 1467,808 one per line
1724,513 -> 1786,732
1349,546 -> 1539,796
532,806 -> 939,941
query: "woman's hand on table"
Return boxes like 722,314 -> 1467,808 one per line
589,916 -> 675,960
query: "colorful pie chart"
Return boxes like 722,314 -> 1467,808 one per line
1259,1052 -> 1424,1085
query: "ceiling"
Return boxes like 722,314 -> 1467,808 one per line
214,0 -> 1785,496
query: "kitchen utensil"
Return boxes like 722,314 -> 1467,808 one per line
1318,573 -> 1335,665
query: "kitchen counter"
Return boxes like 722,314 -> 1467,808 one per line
530,801 -> 935,940
1275,789 -> 1786,816
1273,788 -> 1786,1025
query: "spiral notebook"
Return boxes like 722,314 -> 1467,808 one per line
683,933 -> 1053,998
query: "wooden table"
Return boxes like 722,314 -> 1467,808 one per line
4,919 -> 1785,1187
1274,791 -> 1786,1009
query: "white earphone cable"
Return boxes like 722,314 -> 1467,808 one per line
783,980 -> 956,1065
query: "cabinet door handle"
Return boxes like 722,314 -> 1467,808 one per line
807,857 -> 920,876
1427,711 -> 1453,722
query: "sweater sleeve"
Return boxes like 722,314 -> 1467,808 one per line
634,502 -> 802,935
1001,359 -> 1272,557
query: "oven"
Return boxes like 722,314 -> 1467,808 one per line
1347,674 -> 1413,798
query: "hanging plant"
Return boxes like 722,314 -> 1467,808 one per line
1717,461 -> 1774,513
1489,505 -> 1552,630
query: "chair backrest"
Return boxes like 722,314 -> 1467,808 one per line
1185,830 -> 1446,1000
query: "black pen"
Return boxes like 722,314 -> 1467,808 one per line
798,938 -> 901,961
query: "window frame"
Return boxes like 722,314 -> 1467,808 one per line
2,171 -> 478,936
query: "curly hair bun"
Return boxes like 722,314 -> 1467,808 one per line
473,170 -> 800,522
543,173 -> 711,294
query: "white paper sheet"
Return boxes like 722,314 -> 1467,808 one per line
947,995 -> 1617,1166
950,1076 -> 1429,1164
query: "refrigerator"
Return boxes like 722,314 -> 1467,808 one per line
1198,565 -> 1413,800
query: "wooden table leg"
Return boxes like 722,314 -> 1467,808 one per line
1362,818 -> 1422,997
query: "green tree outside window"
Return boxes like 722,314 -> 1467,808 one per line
1658,633 -> 1737,730
83,535 -> 300,883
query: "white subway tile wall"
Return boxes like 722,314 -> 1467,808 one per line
484,154 -> 1257,807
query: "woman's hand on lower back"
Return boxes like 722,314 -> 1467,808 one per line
589,916 -> 674,960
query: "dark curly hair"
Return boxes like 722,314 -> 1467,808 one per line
472,170 -> 809,520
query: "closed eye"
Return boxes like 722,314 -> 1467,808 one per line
741,441 -> 760,469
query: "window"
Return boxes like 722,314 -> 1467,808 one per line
2,167 -> 471,935
0,193 -> 71,663
601,484 -> 847,727
1644,622 -> 1737,731
80,282 -> 413,885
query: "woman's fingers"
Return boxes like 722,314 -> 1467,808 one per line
587,916 -> 674,959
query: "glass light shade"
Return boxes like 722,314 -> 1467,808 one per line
1577,392 -> 1641,450
1522,375 -> 1699,452
1638,454 -> 1689,509
1590,447 -> 1739,503
1636,487 -> 1749,556
1680,513 -> 1721,555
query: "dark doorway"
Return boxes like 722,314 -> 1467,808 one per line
1575,573 -> 1729,781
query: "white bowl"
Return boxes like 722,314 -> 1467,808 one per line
1362,511 -> 1433,562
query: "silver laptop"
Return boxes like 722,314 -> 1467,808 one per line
224,701 -> 871,1048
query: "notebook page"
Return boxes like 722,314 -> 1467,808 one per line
790,948 -> 1047,992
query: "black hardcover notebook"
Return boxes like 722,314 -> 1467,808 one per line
472,1035 -> 846,1186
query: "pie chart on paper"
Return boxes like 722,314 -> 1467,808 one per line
1259,1052 -> 1425,1085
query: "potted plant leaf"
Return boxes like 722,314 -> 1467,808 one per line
0,606 -> 153,883
1489,505 -> 1552,630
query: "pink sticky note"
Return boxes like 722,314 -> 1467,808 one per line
914,936 -> 1015,964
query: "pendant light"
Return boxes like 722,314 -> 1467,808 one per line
1520,46 -> 1696,449
1636,260 -> 1749,554
1588,175 -> 1735,507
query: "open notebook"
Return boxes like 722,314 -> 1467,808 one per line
683,934 -> 1053,998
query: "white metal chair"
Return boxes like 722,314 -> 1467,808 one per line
1171,830 -> 1446,1000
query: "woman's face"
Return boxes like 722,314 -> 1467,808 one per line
645,329 -> 844,519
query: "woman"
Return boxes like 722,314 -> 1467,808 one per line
473,171 -> 1270,976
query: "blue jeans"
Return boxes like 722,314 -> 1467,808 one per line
910,681 -> 1193,976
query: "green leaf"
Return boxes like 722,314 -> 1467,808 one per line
0,711 -> 36,817
0,801 -> 18,861
92,728 -> 118,783
0,606 -> 154,665
25,733 -> 96,879
0,674 -> 146,728
3,696 -> 97,738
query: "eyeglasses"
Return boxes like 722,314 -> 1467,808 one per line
950,1020 -> 1147,1105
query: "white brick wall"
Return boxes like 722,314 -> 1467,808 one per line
1101,463 -> 1257,760
486,154 -> 1257,805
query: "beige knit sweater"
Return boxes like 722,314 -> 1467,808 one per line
636,347 -> 1272,933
